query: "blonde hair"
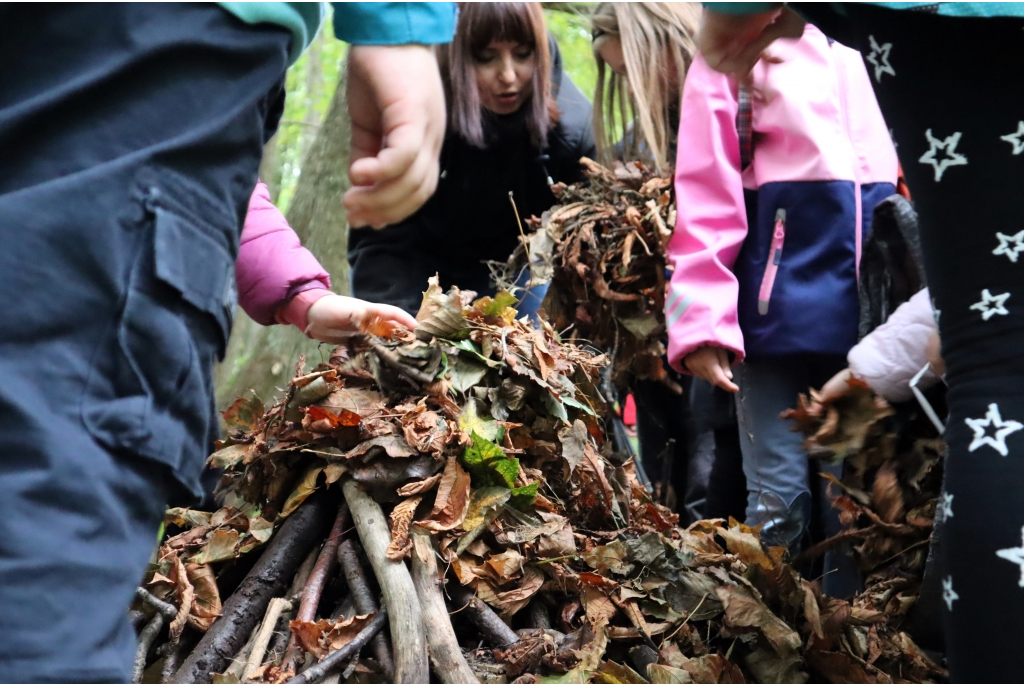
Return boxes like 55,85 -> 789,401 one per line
591,2 -> 701,172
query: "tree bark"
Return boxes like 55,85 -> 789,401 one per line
446,583 -> 520,648
337,539 -> 395,679
172,494 -> 333,684
216,63 -> 352,407
342,480 -> 429,684
411,528 -> 479,684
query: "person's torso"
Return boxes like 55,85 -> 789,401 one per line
733,26 -> 898,357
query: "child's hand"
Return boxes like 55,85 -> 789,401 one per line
685,346 -> 739,393
810,368 -> 855,416
304,294 -> 418,343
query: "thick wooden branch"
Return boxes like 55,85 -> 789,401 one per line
172,493 -> 333,683
342,479 -> 428,684
411,528 -> 479,684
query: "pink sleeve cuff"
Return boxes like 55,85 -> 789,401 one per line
275,289 -> 333,333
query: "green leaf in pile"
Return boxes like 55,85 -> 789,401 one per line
509,482 -> 539,508
543,390 -> 569,423
448,355 -> 490,393
462,432 -> 520,489
459,398 -> 500,441
451,339 -> 503,368
477,291 -> 518,317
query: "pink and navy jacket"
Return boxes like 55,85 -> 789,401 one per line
236,182 -> 331,330
666,26 -> 898,370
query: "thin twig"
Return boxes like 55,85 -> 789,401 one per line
136,586 -> 178,620
133,613 -> 164,683
509,191 -> 537,290
286,606 -> 389,685
662,593 -> 707,645
243,597 -> 293,681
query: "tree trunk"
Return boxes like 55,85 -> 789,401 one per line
216,64 -> 352,407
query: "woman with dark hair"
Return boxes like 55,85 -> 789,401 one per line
349,2 -> 596,314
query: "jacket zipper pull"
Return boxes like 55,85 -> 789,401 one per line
758,209 -> 786,315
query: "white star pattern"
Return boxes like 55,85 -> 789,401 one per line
866,35 -> 895,83
1001,121 -> 1024,155
937,492 -> 954,522
942,576 -> 959,611
993,230 -> 1024,263
966,403 -> 1024,456
919,129 -> 968,182
997,526 -> 1024,588
970,289 -> 1010,321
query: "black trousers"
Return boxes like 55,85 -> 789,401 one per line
798,5 -> 1024,681
0,6 -> 289,681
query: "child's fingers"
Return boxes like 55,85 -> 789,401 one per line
711,366 -> 740,393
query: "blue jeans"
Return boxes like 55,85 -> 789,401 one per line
0,5 -> 289,681
734,355 -> 860,597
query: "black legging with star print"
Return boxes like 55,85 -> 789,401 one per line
794,4 -> 1024,680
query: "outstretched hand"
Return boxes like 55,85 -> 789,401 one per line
696,6 -> 805,76
304,294 -> 418,343
344,44 -> 446,229
685,346 -> 739,393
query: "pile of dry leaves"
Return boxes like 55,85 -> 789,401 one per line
784,379 -> 945,633
130,285 -> 946,685
494,158 -> 675,389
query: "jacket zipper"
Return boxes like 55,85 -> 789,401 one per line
758,208 -> 786,315
833,43 -> 863,281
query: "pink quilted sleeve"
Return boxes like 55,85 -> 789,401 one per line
235,182 -> 331,326
665,53 -> 748,372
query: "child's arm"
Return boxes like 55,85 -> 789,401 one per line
665,52 -> 748,391
819,288 -> 942,404
237,182 -> 416,338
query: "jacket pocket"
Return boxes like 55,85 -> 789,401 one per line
82,195 -> 235,482
757,209 -> 786,315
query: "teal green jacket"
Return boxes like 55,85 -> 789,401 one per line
219,2 -> 457,63
708,2 -> 1024,18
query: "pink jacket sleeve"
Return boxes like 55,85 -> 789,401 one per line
665,53 -> 747,372
236,182 -> 332,326
848,288 -> 940,403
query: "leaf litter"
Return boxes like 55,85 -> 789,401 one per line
132,189 -> 946,684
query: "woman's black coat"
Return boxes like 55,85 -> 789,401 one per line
348,38 -> 596,314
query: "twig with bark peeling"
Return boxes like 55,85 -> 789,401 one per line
411,528 -> 480,684
243,597 -> 293,681
446,582 -> 520,648
133,613 -> 164,683
282,504 -> 350,673
173,493 -> 333,684
337,539 -> 395,680
342,479 -> 429,684
286,606 -> 388,685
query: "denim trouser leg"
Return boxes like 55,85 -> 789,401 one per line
734,357 -> 816,546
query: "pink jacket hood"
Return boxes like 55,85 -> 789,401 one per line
236,182 -> 331,326
666,25 -> 898,370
